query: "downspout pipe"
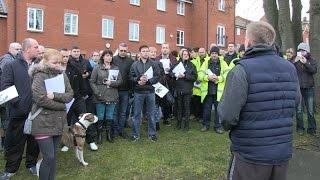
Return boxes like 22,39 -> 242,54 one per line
14,0 -> 17,42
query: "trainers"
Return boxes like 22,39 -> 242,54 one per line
149,135 -> 157,142
131,136 -> 139,142
61,146 -> 69,152
201,126 -> 209,132
36,159 -> 42,177
215,128 -> 224,134
89,143 -> 98,151
0,172 -> 15,180
28,166 -> 37,176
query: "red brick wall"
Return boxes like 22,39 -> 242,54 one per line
0,18 -> 7,55
6,0 -> 234,55
235,28 -> 246,47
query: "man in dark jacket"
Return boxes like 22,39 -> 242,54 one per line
0,42 -> 22,150
65,46 -> 97,151
0,38 -> 40,179
294,42 -> 317,135
129,45 -> 159,142
224,43 -> 238,65
155,43 -> 177,126
218,22 -> 300,180
113,43 -> 134,138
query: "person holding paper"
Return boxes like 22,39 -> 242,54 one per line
90,50 -> 122,144
129,45 -> 159,142
155,43 -> 177,126
169,49 -> 197,131
199,46 -> 228,134
0,38 -> 40,179
29,48 -> 73,180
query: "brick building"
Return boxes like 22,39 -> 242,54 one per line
234,16 -> 250,48
0,0 -> 235,56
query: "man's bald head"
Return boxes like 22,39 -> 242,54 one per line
21,38 -> 40,61
8,42 -> 22,56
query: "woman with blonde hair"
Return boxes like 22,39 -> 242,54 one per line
29,48 -> 73,180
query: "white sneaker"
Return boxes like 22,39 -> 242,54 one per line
61,146 -> 69,152
36,159 -> 42,177
89,143 -> 98,151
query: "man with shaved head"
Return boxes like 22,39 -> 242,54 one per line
0,38 -> 40,179
0,42 -> 22,152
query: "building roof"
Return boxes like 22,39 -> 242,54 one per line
235,16 -> 251,29
0,0 -> 7,17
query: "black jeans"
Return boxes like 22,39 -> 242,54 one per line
176,93 -> 192,123
191,95 -> 202,119
202,94 -> 221,129
85,96 -> 96,144
4,116 -> 39,173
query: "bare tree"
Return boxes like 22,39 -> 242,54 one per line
291,0 -> 303,50
278,0 -> 295,52
309,0 -> 320,105
263,0 -> 282,47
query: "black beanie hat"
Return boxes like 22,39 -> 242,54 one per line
210,46 -> 220,55
239,44 -> 245,52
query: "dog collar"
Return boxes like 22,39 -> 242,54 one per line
76,121 -> 87,130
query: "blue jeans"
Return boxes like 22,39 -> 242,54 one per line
132,93 -> 156,137
96,103 -> 116,121
202,94 -> 221,129
296,87 -> 317,133
114,91 -> 129,133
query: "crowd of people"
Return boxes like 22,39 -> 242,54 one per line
0,20 -> 317,180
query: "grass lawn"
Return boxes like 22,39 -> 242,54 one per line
0,115 -> 319,180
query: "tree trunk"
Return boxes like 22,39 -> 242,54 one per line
309,0 -> 320,108
263,0 -> 282,47
278,0 -> 295,52
291,0 -> 303,51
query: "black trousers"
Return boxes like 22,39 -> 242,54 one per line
4,116 -> 39,173
228,154 -> 288,180
191,95 -> 202,119
176,93 -> 192,122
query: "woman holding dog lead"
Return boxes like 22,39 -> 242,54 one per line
29,48 -> 74,180
90,49 -> 122,144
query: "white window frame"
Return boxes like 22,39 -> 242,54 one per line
177,2 -> 185,16
177,30 -> 185,46
157,0 -> 166,11
102,18 -> 114,39
156,26 -> 165,44
217,25 -> 226,47
129,22 -> 139,41
218,0 -> 225,11
236,27 -> 241,36
64,13 -> 78,35
130,0 -> 140,6
27,7 -> 44,32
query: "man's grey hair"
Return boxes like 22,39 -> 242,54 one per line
21,38 -> 36,51
246,21 -> 276,46
119,43 -> 128,48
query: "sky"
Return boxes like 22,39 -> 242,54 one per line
236,0 -> 310,21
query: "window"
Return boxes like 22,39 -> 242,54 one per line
236,28 -> 241,36
64,13 -> 78,35
27,8 -> 44,31
218,0 -> 225,11
157,0 -> 166,11
177,30 -> 184,46
156,26 -> 165,44
177,2 -> 185,15
130,0 -> 140,6
217,26 -> 226,46
102,18 -> 114,39
129,22 -> 139,41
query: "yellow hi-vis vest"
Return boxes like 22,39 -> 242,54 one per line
191,55 -> 210,97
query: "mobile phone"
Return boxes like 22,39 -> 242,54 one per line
297,52 -> 302,57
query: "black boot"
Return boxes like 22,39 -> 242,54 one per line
106,128 -> 114,143
156,122 -> 160,131
97,121 -> 103,144
176,119 -> 182,130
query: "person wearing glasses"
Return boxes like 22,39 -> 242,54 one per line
113,43 -> 134,139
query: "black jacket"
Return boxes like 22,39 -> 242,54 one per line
169,60 -> 197,95
1,53 -> 32,118
207,59 -> 221,95
66,56 -> 87,99
224,52 -> 238,65
293,53 -> 317,88
113,55 -> 134,91
129,59 -> 159,93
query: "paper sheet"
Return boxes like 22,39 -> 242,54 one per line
0,85 -> 19,105
160,59 -> 170,74
206,69 -> 214,76
172,62 -> 186,76
66,98 -> 75,113
144,67 -> 153,80
108,70 -> 119,81
152,82 -> 169,98
44,74 -> 65,93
